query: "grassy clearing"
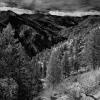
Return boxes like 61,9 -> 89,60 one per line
40,68 -> 100,100
77,69 -> 100,93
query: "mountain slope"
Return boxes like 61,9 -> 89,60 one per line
0,10 -> 90,57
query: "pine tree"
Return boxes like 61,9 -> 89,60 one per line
0,23 -> 43,100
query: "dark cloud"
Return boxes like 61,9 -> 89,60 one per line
18,0 -> 92,11
0,0 -> 100,11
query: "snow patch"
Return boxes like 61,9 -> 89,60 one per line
49,10 -> 100,17
0,7 -> 100,17
0,7 -> 34,15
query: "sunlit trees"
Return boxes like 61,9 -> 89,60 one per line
46,47 -> 63,88
0,23 -> 43,100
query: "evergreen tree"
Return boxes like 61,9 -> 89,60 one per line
0,23 -> 43,100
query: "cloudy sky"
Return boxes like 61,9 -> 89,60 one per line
0,0 -> 100,11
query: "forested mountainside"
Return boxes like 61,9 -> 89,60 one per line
0,10 -> 89,57
0,10 -> 100,100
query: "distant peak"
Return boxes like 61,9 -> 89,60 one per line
0,7 -> 100,17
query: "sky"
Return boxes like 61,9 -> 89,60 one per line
0,0 -> 100,11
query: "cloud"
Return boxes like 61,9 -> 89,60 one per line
0,0 -> 100,11
23,0 -> 93,11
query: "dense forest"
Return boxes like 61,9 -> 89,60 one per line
0,10 -> 100,100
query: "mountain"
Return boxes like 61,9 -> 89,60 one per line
0,9 -> 90,57
0,7 -> 100,100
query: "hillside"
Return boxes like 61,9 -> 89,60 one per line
0,8 -> 100,100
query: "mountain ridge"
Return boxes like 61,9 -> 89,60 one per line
1,7 -> 100,17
